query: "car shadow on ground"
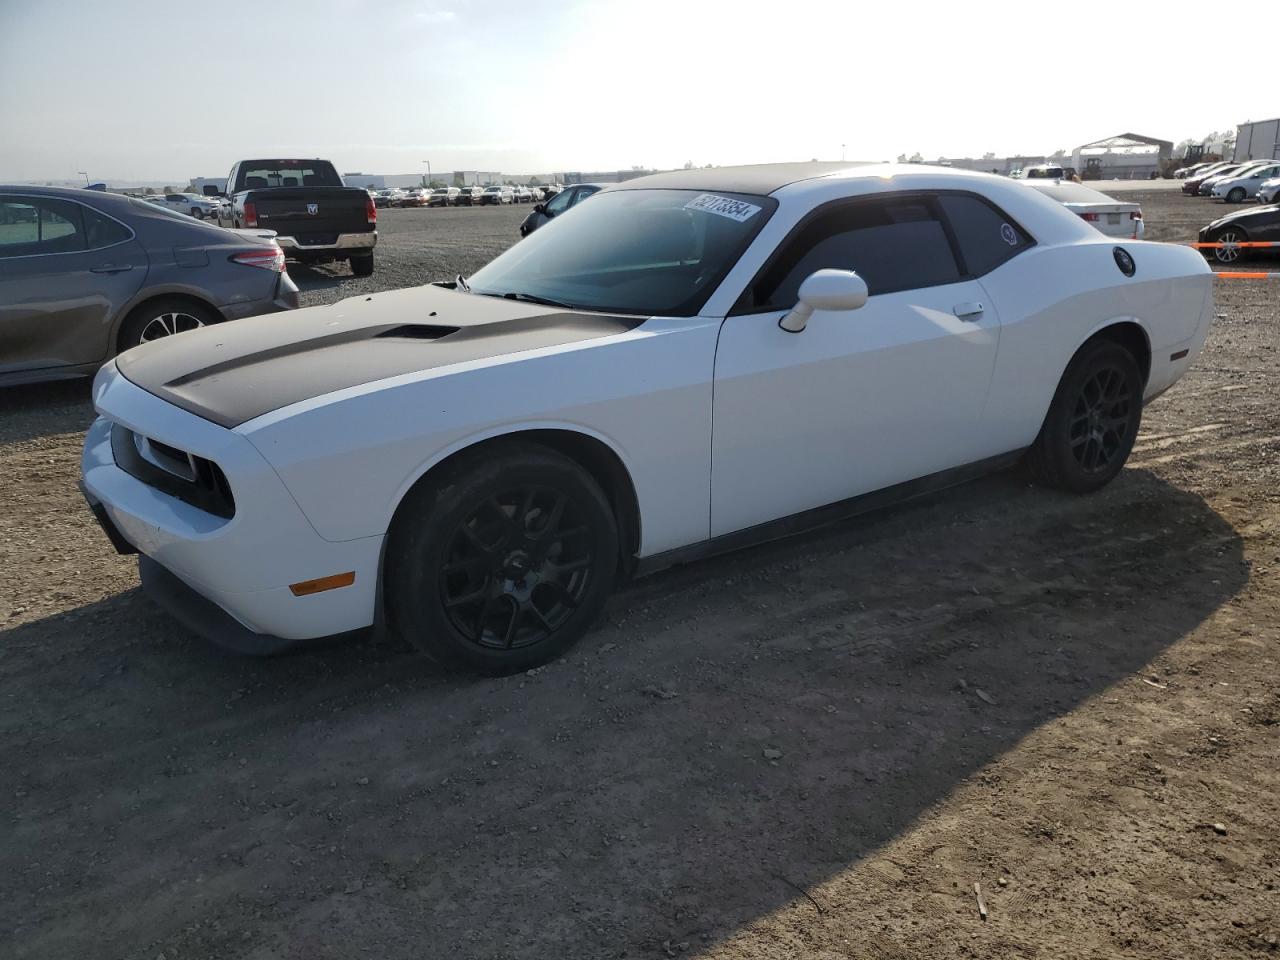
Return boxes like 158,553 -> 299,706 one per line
0,378 -> 94,447
285,261 -> 355,291
0,469 -> 1248,959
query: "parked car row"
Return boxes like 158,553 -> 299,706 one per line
373,184 -> 563,208
1180,160 -> 1280,203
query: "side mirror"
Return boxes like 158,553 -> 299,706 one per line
779,269 -> 869,333
533,203 -> 545,214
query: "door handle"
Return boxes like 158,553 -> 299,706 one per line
953,302 -> 984,321
90,264 -> 133,274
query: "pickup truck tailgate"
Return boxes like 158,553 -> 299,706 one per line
252,188 -> 370,242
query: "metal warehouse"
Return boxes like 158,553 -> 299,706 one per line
1072,133 -> 1172,181
1233,118 -> 1280,163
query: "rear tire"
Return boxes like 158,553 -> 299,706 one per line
386,443 -> 619,674
350,253 -> 374,277
117,297 -> 219,353
1212,227 -> 1248,264
1026,339 -> 1143,494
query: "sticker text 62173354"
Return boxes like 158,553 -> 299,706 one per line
683,193 -> 762,223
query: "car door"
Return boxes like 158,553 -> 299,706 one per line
710,193 -> 1009,537
0,195 -> 148,375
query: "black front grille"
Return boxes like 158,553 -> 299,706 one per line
110,424 -> 236,519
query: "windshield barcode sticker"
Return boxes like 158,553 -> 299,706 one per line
683,193 -> 762,222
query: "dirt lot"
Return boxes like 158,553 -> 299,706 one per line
2,194 -> 1278,960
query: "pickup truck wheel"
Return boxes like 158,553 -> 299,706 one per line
350,253 -> 374,277
1026,340 -> 1142,494
118,298 -> 219,352
386,443 -> 619,674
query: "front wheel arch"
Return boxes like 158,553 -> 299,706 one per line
385,429 -> 642,579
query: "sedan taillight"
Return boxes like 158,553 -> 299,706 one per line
231,247 -> 286,273
366,195 -> 377,224
1079,212 -> 1100,222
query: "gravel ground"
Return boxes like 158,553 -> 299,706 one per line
2,193 -> 1278,960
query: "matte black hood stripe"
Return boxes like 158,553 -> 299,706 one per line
116,285 -> 642,428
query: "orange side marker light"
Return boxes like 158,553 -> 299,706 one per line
289,572 -> 356,596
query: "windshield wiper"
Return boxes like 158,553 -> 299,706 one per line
495,291 -> 578,309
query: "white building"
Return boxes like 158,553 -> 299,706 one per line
1233,119 -> 1280,163
188,176 -> 228,195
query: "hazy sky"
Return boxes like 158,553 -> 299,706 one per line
1,0 -> 1273,182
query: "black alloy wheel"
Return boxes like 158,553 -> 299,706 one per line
1068,364 -> 1135,475
439,486 -> 593,651
386,443 -> 618,673
1027,339 -> 1143,493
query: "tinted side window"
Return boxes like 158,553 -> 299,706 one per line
0,197 -> 86,258
936,194 -> 1032,277
544,190 -> 573,215
751,198 -> 961,307
82,206 -> 132,249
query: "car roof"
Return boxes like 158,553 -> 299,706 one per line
602,162 -> 1022,198
0,183 -> 141,212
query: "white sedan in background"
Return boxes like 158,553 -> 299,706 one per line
81,163 -> 1213,672
1021,180 -> 1145,240
1257,177 -> 1280,205
154,192 -> 224,218
1210,161 -> 1280,203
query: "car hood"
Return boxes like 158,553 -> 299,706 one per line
115,284 -> 642,429
1205,205 -> 1280,231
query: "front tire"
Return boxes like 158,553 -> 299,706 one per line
1227,187 -> 1246,203
350,253 -> 374,277
386,443 -> 619,673
1026,339 -> 1143,494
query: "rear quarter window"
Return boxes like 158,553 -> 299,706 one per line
937,194 -> 1034,277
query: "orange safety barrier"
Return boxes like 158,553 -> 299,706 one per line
1191,241 -> 1280,249
1216,271 -> 1280,279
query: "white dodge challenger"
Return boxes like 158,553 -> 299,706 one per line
81,163 -> 1214,671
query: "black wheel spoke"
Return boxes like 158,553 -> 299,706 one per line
438,482 -> 597,652
500,600 -> 521,649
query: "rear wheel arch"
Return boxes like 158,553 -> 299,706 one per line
114,292 -> 222,355
1079,320 -> 1151,390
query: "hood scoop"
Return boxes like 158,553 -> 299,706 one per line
375,324 -> 459,340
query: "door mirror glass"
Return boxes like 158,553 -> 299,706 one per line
779,269 -> 868,333
533,203 -> 545,213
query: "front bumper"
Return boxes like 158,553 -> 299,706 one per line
80,367 -> 383,651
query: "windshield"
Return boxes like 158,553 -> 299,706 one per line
236,160 -> 342,190
467,188 -> 776,317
